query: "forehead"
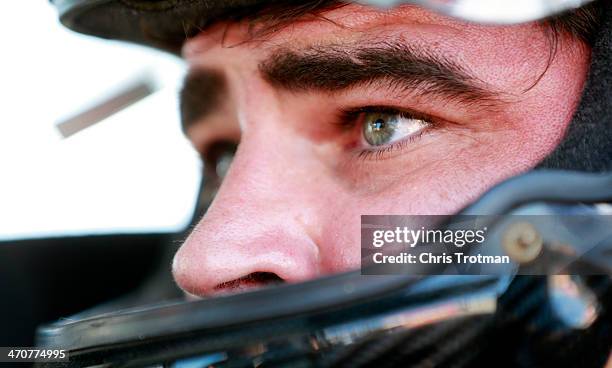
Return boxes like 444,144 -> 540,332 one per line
182,4 -> 548,92
183,4 -> 535,57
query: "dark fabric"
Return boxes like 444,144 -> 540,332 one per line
52,0 -> 278,53
538,2 -> 612,172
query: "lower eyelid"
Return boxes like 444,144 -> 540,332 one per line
356,129 -> 430,161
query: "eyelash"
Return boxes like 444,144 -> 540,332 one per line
337,105 -> 435,161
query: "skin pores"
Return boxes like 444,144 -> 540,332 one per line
172,4 -> 590,297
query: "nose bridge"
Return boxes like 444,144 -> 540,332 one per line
221,69 -> 331,205
216,68 -> 312,206
173,106 -> 324,296
219,123 -> 306,204
205,114 -> 321,242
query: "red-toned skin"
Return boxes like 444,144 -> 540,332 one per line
172,4 -> 590,297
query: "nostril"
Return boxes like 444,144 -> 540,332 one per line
213,272 -> 284,295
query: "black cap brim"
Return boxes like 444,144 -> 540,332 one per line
51,0 -> 270,54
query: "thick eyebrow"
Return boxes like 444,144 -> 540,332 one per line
180,41 -> 504,131
259,41 -> 502,107
179,69 -> 226,133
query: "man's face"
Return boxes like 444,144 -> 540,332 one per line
172,4 -> 589,297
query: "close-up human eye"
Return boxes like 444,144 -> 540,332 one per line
360,109 -> 431,147
339,107 -> 435,159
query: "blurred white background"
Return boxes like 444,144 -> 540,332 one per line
0,1 -> 202,240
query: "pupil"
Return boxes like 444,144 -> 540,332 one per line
372,118 -> 386,130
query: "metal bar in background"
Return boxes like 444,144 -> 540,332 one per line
56,77 -> 157,138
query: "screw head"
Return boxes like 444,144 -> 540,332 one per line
502,222 -> 543,263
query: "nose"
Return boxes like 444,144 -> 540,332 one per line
172,126 -> 323,297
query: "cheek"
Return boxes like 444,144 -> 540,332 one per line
314,160 -> 480,273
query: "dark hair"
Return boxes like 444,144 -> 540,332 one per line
547,1 -> 604,45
